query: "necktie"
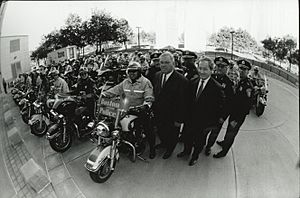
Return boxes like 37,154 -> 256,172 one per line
196,80 -> 204,100
161,74 -> 166,88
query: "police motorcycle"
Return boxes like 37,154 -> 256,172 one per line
85,97 -> 150,183
28,91 -> 55,137
45,90 -> 97,153
19,88 -> 38,124
251,75 -> 268,117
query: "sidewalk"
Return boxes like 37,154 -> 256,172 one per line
0,93 -> 86,198
0,94 -> 56,198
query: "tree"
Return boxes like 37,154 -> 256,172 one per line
283,35 -> 297,71
274,38 -> 288,66
287,49 -> 299,67
88,9 -> 117,53
208,27 -> 260,53
261,37 -> 279,63
114,18 -> 133,49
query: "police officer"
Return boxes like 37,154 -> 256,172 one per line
203,57 -> 235,156
102,62 -> 156,159
145,52 -> 161,85
181,50 -> 198,80
71,67 -> 96,118
50,69 -> 69,94
214,59 -> 253,158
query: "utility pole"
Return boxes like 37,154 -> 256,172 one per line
230,31 -> 235,60
136,26 -> 141,49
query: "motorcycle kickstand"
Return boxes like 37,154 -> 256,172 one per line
136,154 -> 149,163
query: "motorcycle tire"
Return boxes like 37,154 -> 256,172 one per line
89,157 -> 116,183
256,103 -> 265,117
31,120 -> 47,137
49,128 -> 72,153
255,95 -> 265,117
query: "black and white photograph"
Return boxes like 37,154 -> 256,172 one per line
0,0 -> 299,197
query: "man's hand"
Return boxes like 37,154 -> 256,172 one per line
230,120 -> 238,128
174,121 -> 182,128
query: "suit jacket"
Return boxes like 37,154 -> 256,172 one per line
153,70 -> 189,124
187,77 -> 225,130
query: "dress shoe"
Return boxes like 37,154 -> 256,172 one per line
204,148 -> 211,156
177,151 -> 190,158
216,140 -> 224,147
213,150 -> 227,158
188,157 -> 198,166
162,151 -> 172,159
149,149 -> 156,159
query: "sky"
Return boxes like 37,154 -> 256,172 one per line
1,0 -> 299,51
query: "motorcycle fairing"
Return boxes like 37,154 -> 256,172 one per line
85,146 -> 112,172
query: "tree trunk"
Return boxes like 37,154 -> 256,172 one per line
124,41 -> 127,50
82,47 -> 85,57
99,42 -> 102,54
289,50 -> 292,72
96,44 -> 99,54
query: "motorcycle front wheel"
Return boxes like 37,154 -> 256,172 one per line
49,127 -> 72,153
89,157 -> 116,183
255,95 -> 265,117
31,120 -> 47,137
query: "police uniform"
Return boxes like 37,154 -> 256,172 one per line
104,63 -> 156,158
205,57 -> 235,154
73,68 -> 96,118
104,75 -> 154,108
182,50 -> 198,80
145,52 -> 161,85
214,59 -> 253,158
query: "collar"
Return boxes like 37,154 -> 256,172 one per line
199,76 -> 210,84
127,76 -> 143,84
164,70 -> 174,81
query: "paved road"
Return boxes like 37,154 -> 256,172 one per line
1,74 -> 298,198
60,76 -> 299,198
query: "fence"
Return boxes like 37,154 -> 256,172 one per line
204,51 -> 299,86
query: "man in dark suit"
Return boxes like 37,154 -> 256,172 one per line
177,56 -> 224,166
153,51 -> 189,159
203,57 -> 235,156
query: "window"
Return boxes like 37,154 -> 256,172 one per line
69,48 -> 74,59
57,51 -> 65,58
10,39 -> 20,53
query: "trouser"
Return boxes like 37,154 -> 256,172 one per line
221,114 -> 247,154
86,98 -> 95,119
156,120 -> 180,153
135,111 -> 156,151
206,115 -> 230,149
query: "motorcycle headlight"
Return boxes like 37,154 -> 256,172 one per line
95,122 -> 110,137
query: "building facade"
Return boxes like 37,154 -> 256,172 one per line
0,35 -> 30,81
